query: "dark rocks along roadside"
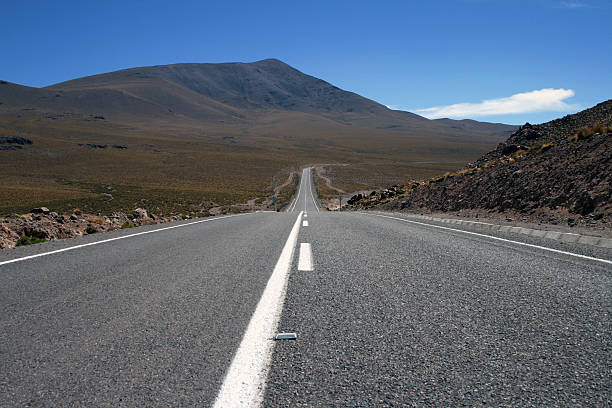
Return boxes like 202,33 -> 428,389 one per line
0,136 -> 33,150
347,100 -> 612,232
0,207 -> 184,249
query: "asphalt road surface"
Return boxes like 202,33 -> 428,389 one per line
1,168 -> 610,407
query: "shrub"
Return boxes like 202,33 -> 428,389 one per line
569,124 -> 604,142
483,160 -> 499,169
120,222 -> 133,229
513,149 -> 528,158
592,122 -> 605,134
73,208 -> 83,215
539,143 -> 554,152
16,235 -> 46,246
88,216 -> 104,225
457,168 -> 476,176
85,225 -> 98,234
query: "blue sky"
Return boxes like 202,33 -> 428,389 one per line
2,0 -> 611,124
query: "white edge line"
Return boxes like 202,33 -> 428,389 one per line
213,211 -> 303,407
0,213 -> 252,267
361,212 -> 612,266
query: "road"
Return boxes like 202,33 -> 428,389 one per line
1,167 -> 610,406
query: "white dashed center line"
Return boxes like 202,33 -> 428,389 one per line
303,220 -> 309,227
298,243 -> 313,271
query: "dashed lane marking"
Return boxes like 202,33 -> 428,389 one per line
297,243 -> 313,271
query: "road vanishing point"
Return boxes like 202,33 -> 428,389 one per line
1,168 -> 610,406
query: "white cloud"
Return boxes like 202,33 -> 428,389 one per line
561,1 -> 587,8
411,88 -> 577,119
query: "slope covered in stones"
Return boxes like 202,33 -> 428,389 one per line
349,100 -> 612,229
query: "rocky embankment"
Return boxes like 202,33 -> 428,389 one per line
0,207 -> 183,249
0,189 -> 293,249
347,100 -> 612,231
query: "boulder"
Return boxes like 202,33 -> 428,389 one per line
31,207 -> 50,215
0,225 -> 20,249
133,208 -> 148,219
0,136 -> 33,145
347,194 -> 363,205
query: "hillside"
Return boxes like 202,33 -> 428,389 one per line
2,59 -> 515,135
348,101 -> 612,230
0,59 -> 516,217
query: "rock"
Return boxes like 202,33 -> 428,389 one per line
0,225 -> 20,249
78,143 -> 107,149
347,194 -> 364,205
133,208 -> 148,219
352,100 -> 612,229
0,136 -> 33,145
501,144 -> 528,156
70,214 -> 78,221
31,207 -> 50,214
571,192 -> 595,215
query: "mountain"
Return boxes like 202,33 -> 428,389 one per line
0,59 -> 516,217
1,59 -> 515,136
349,100 -> 612,230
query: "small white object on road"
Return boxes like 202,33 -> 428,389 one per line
303,220 -> 309,227
275,332 -> 297,340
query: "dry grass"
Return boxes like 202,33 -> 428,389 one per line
569,123 -> 610,142
513,149 -> 529,158
315,177 -> 340,199
539,143 -> 554,152
0,109 -> 504,216
275,173 -> 298,209
87,216 -> 105,225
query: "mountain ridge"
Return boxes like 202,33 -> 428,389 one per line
2,59 -> 515,137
